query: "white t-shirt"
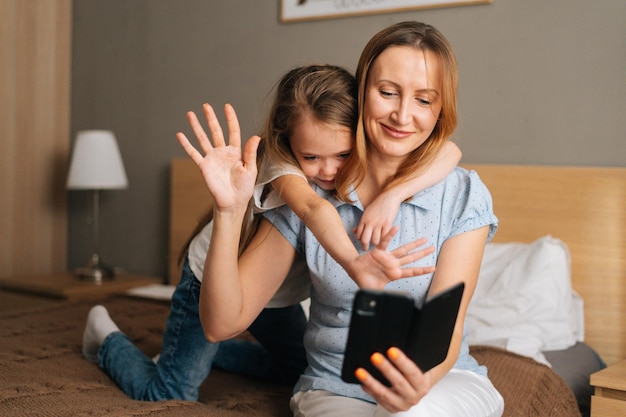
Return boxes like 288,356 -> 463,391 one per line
253,158 -> 306,213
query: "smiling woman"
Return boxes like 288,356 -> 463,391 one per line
181,21 -> 504,417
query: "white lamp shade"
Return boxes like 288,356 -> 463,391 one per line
67,130 -> 128,190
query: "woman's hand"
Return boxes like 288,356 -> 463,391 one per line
176,103 -> 260,211
345,227 -> 435,290
356,347 -> 431,413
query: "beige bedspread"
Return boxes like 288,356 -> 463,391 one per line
0,295 -> 579,417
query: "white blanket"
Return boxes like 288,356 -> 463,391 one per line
466,236 -> 584,365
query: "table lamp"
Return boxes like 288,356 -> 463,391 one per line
66,130 -> 128,282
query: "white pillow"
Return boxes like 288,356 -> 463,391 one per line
466,235 -> 583,363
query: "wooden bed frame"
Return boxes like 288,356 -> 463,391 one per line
169,159 -> 626,365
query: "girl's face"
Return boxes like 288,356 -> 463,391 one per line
363,45 -> 442,161
290,112 -> 353,190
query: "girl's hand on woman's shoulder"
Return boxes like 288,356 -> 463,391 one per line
354,191 -> 400,251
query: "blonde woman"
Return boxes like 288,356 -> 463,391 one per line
179,21 -> 504,416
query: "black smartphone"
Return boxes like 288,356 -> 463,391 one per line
341,289 -> 414,385
341,282 -> 465,386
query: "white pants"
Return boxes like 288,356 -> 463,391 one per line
290,369 -> 504,417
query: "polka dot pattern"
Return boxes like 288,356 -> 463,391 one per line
263,167 -> 498,402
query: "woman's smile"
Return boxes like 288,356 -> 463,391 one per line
380,122 -> 414,139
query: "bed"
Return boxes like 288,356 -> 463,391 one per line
1,161 -> 623,417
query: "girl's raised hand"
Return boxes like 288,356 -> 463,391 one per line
176,103 -> 260,210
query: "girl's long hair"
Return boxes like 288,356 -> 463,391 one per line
260,64 -> 357,200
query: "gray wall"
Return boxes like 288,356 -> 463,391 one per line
69,0 -> 626,280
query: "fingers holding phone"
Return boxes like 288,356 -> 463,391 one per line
341,284 -> 464,385
356,347 -> 431,413
341,285 -> 465,411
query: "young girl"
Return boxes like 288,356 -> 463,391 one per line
83,64 -> 460,402
179,21 -> 503,417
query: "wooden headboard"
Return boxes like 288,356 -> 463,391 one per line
169,159 -> 626,365
168,158 -> 214,284
462,164 -> 625,365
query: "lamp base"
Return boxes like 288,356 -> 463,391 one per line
74,253 -> 116,283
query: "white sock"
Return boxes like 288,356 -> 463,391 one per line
82,305 -> 120,363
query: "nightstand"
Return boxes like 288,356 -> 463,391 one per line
0,272 -> 162,300
590,359 -> 626,417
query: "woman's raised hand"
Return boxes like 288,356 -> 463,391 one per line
176,103 -> 260,211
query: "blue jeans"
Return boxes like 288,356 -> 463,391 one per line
98,258 -> 307,401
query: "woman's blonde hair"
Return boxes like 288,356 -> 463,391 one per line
336,21 -> 459,200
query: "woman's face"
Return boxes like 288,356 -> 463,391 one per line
290,112 -> 353,191
363,45 -> 442,161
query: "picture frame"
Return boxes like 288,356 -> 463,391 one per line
280,0 -> 492,23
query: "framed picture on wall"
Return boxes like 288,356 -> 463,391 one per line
280,0 -> 492,23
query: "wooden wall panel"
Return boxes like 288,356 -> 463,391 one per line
168,158 -> 213,285
0,0 -> 72,275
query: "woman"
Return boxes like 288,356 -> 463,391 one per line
178,21 -> 504,417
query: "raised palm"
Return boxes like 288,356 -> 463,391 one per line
176,103 -> 260,210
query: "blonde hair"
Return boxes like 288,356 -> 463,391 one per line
260,64 -> 358,192
336,21 -> 459,200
